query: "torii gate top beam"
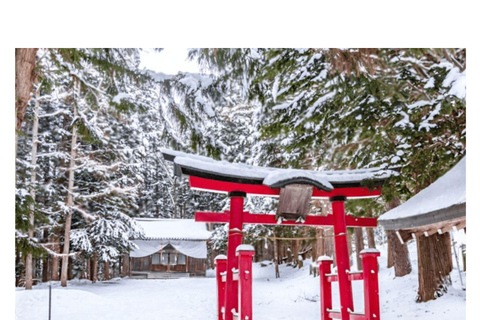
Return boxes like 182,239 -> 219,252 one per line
161,148 -> 394,199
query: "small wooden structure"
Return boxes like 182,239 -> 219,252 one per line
162,148 -> 394,320
129,219 -> 211,278
378,157 -> 466,301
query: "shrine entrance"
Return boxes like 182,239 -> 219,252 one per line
162,149 -> 393,320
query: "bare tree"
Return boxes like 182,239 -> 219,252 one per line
60,78 -> 79,287
25,88 -> 40,290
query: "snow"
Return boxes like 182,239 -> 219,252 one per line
359,248 -> 380,254
16,241 -> 466,320
134,218 -> 211,240
262,169 -> 334,190
379,157 -> 465,221
112,92 -> 130,104
236,244 -> 255,252
394,111 -> 413,128
447,70 -> 466,99
317,255 -> 334,262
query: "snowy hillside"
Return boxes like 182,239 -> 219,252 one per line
16,238 -> 465,320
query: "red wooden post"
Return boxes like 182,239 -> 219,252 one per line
360,249 -> 381,320
237,245 -> 255,320
225,192 -> 246,320
317,256 -> 333,320
331,196 -> 354,319
215,255 -> 228,320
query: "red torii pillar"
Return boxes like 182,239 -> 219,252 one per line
224,192 -> 246,320
331,196 -> 354,319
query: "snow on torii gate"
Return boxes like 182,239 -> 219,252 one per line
162,149 -> 393,320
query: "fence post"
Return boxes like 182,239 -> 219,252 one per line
215,255 -> 228,320
360,249 -> 381,320
317,256 -> 333,320
236,245 -> 255,320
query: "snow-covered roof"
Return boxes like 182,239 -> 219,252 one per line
162,148 -> 394,191
135,218 -> 211,240
379,157 -> 466,230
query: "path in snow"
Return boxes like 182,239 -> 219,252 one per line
16,240 -> 466,320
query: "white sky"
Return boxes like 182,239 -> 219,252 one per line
140,48 -> 200,74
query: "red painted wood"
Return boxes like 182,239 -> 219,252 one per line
215,256 -> 227,320
349,314 -> 367,320
318,259 -> 333,320
327,272 -> 363,283
237,249 -> 254,320
327,311 -> 342,319
348,272 -> 364,282
331,199 -> 355,319
224,196 -> 244,320
195,212 -> 377,228
189,176 -> 382,199
326,274 -> 338,283
345,216 -> 377,228
361,251 -> 381,320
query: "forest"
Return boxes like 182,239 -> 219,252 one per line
15,48 -> 466,300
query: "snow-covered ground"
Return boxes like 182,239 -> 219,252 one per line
16,238 -> 466,320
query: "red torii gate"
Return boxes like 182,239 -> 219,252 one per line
162,149 -> 391,320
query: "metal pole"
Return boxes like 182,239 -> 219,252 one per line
48,282 -> 52,320
451,233 -> 464,289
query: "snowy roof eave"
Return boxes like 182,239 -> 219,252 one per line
378,156 -> 466,230
134,218 -> 211,240
161,148 -> 394,191
379,202 -> 465,231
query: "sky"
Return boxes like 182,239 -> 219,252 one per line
140,48 -> 200,75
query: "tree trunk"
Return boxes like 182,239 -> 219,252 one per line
416,232 -> 453,302
347,228 -> 354,265
354,228 -> 365,271
278,240 -> 283,264
273,235 -> 280,278
315,227 -> 325,259
91,253 -> 98,283
86,258 -> 91,280
68,257 -> 73,280
122,254 -> 129,277
387,230 -> 412,277
292,239 -> 299,267
15,48 -> 38,160
366,228 -> 376,249
386,198 -> 412,276
104,261 -> 110,280
129,257 -> 132,277
61,79 -> 80,287
365,209 -> 376,249
324,227 -> 335,267
42,256 -> 49,282
173,177 -> 178,217
51,237 -> 60,281
42,230 -> 49,282
25,90 -> 40,290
